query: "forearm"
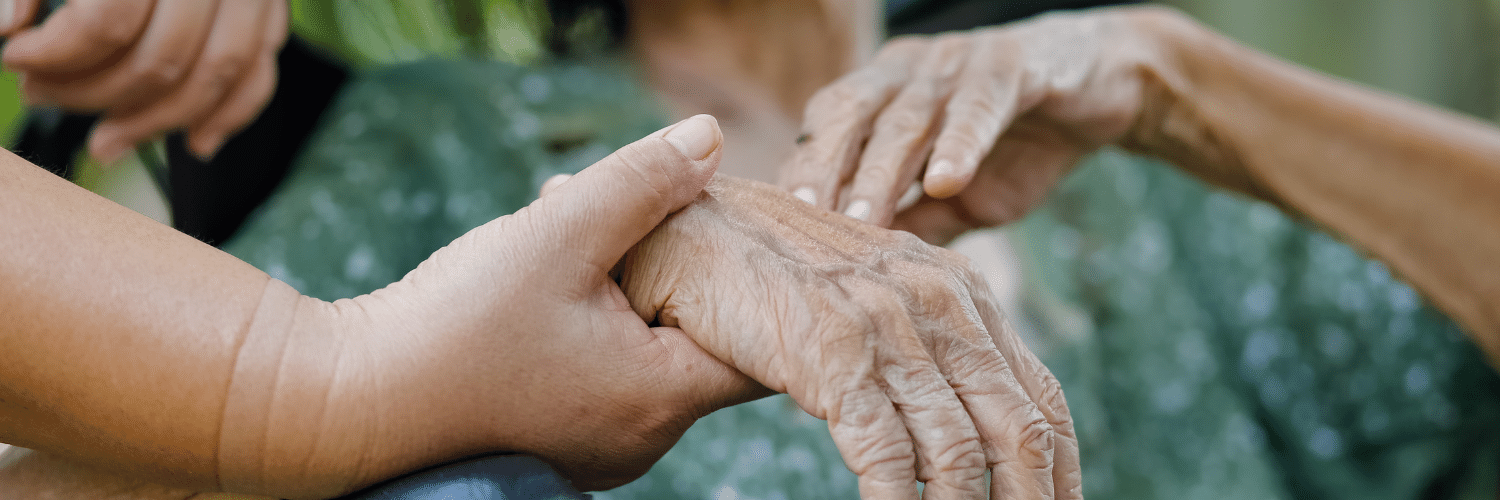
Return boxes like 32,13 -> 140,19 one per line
1126,10 -> 1500,353
0,152 -> 383,498
0,150 -> 269,488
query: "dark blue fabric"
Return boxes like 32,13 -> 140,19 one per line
338,456 -> 588,500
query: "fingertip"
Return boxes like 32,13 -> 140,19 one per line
188,130 -> 227,162
793,187 -> 817,206
661,114 -> 722,162
539,174 -> 571,198
89,141 -> 128,167
84,124 -> 124,165
843,199 -> 871,221
922,158 -> 968,199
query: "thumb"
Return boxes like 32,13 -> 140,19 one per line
522,114 -> 722,274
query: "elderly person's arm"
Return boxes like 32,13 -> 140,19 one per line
781,5 -> 1500,361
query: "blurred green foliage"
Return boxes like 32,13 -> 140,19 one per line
0,71 -> 27,144
288,0 -> 550,67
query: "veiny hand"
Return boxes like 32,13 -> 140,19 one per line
620,175 -> 1080,499
780,6 -> 1170,244
0,0 -> 289,162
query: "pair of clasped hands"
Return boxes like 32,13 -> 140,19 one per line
0,2 -> 1199,499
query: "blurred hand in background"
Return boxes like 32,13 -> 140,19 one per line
1,0 -> 288,163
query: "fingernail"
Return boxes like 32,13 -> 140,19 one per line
540,174 -> 571,196
793,187 -> 816,205
926,159 -> 955,182
663,114 -> 721,160
843,199 -> 871,221
924,159 -> 963,198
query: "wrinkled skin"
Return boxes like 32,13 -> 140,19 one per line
622,175 -> 1080,499
1,0 -> 288,162
780,7 -> 1158,245
0,115 -> 1077,500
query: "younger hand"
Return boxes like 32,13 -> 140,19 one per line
1,0 -> 289,162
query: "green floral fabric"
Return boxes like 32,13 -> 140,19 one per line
1012,151 -> 1500,500
224,60 -> 1500,500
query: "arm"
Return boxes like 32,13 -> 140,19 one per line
780,5 -> 1500,360
1126,9 -> 1500,354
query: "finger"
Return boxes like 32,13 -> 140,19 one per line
965,270 -> 1081,499
538,174 -> 572,198
924,36 -> 1038,200
826,386 -> 920,500
187,0 -> 287,157
778,37 -> 926,210
2,0 -> 153,73
89,0 -> 273,162
0,0 -> 40,35
840,35 -> 969,225
18,0 -> 220,111
867,305 -> 987,498
519,114 -> 722,275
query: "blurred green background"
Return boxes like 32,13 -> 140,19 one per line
4,0 -> 1497,160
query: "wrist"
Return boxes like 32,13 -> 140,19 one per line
1116,6 -> 1275,202
218,279 -> 387,499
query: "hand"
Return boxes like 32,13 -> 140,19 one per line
620,176 -> 1080,499
779,6 -> 1172,244
0,0 -> 289,162
210,115 -> 764,498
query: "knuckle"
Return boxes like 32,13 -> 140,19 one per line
1037,371 -> 1076,436
132,57 -> 191,90
932,435 -> 988,473
879,35 -> 930,59
609,146 -> 680,200
80,9 -> 140,47
871,98 -> 935,142
203,51 -> 253,87
1013,417 -> 1056,469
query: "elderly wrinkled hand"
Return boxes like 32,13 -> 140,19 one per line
780,6 -> 1169,244
621,175 -> 1080,499
0,0 -> 288,162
